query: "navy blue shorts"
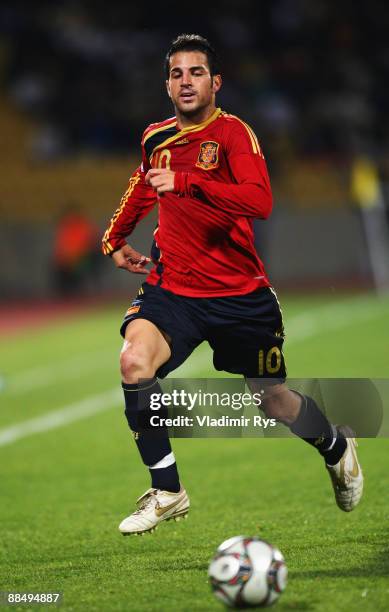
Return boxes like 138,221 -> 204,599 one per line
120,282 -> 286,380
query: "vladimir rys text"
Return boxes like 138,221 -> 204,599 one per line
149,414 -> 276,428
147,390 -> 277,429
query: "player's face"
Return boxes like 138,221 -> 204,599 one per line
166,51 -> 222,121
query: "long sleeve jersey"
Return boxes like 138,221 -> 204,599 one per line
102,107 -> 273,297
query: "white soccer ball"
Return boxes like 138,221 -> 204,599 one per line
208,536 -> 287,608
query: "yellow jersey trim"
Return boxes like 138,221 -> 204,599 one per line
102,172 -> 142,252
150,107 -> 222,157
143,118 -> 177,145
222,112 -> 260,155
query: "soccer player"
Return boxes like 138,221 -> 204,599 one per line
102,34 -> 363,535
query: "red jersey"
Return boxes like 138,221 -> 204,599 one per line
102,108 -> 273,297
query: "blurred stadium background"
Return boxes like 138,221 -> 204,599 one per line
1,0 -> 389,303
1,3 -> 389,611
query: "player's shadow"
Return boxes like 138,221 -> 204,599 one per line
292,544 -> 389,580
276,546 -> 389,611
278,602 -> 314,610
155,561 -> 209,572
152,543 -> 389,578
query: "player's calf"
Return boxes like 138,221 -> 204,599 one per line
258,384 -> 301,425
251,382 -> 363,510
258,385 -> 347,465
288,393 -> 348,466
280,392 -> 363,511
121,377 -> 181,494
119,320 -> 181,497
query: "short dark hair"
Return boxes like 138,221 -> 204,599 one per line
164,34 -> 220,78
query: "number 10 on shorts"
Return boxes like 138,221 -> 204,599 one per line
258,347 -> 282,375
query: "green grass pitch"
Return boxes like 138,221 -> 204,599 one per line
1,291 -> 389,611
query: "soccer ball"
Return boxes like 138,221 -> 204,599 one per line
208,536 -> 287,608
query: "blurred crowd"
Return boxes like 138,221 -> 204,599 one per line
1,0 -> 389,166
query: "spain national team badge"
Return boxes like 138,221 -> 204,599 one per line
196,141 -> 219,170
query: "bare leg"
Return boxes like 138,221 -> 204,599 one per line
246,380 -> 301,425
246,378 -> 347,464
120,318 -> 171,384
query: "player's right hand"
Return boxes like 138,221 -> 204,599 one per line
112,244 -> 151,274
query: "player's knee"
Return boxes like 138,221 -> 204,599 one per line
120,344 -> 156,384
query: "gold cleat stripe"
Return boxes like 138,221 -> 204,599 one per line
349,440 -> 360,478
155,499 -> 183,517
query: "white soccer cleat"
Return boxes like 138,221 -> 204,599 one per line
326,427 -> 363,512
119,487 -> 190,535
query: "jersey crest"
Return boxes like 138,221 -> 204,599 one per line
196,141 -> 219,170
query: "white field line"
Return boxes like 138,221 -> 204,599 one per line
284,295 -> 387,344
0,388 -> 122,447
3,294 -> 385,394
0,294 -> 386,448
175,294 -> 387,375
3,350 -> 118,395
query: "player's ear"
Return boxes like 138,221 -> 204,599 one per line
166,80 -> 171,98
212,74 -> 222,94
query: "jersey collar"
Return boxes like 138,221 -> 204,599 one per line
151,107 -> 222,156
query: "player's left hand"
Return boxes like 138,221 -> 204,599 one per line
145,169 -> 176,195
